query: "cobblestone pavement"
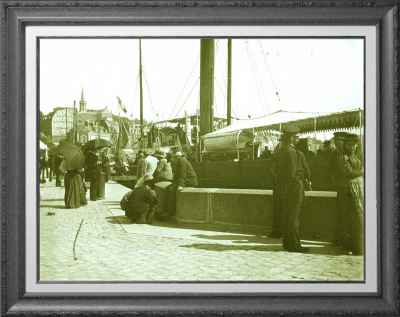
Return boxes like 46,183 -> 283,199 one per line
40,181 -> 363,281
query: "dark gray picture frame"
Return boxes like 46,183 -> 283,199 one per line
1,0 -> 399,315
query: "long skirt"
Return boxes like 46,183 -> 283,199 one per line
64,171 -> 86,209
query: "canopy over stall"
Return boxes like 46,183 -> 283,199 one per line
201,110 -> 320,155
201,108 -> 363,154
205,110 -> 320,137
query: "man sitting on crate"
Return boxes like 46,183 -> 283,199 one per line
120,175 -> 158,224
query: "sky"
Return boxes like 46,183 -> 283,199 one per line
39,38 -> 364,122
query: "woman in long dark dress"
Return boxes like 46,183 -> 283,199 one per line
64,169 -> 87,209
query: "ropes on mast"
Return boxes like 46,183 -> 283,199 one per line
168,53 -> 200,119
171,77 -> 199,119
257,40 -> 282,106
142,68 -> 160,120
245,41 -> 268,116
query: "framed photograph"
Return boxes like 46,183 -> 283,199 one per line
1,1 -> 399,315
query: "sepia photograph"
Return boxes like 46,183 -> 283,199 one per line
38,36 -> 365,282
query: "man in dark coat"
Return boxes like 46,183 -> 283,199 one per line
173,151 -> 198,189
269,144 -> 284,238
330,132 -> 349,246
271,126 -> 311,253
336,133 -> 364,255
120,175 -> 158,223
96,150 -> 110,200
166,151 -> 198,220
85,150 -> 103,201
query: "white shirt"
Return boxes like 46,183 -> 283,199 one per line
144,155 -> 158,176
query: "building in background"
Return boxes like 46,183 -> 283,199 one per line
49,107 -> 75,143
40,89 -> 136,147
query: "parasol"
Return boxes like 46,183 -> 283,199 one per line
57,142 -> 85,171
83,138 -> 112,151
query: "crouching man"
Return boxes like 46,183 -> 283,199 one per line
120,175 -> 158,224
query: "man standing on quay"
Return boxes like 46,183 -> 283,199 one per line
272,126 -> 311,253
336,133 -> 364,255
331,131 -> 348,246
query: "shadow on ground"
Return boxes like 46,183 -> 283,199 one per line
106,215 -> 131,224
180,240 -> 345,255
40,204 -> 67,209
191,234 -> 273,244
180,243 -> 284,252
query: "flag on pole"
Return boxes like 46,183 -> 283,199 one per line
117,118 -> 130,151
116,96 -> 127,113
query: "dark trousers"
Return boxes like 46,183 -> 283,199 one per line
48,167 -> 53,181
350,202 -> 363,255
335,188 -> 348,246
336,187 -> 363,255
282,179 -> 304,251
166,184 -> 178,217
90,172 -> 106,201
40,167 -> 49,182
55,171 -> 62,187
98,172 -> 106,199
271,184 -> 285,236
90,178 -> 98,201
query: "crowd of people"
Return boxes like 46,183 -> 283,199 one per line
40,128 -> 363,256
39,145 -> 112,209
39,149 -> 65,187
268,127 -> 364,255
39,139 -> 199,220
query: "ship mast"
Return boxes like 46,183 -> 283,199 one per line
227,38 -> 232,126
139,39 -> 144,142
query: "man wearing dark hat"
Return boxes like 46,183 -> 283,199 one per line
336,133 -> 364,255
333,132 -> 347,153
271,125 -> 311,252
